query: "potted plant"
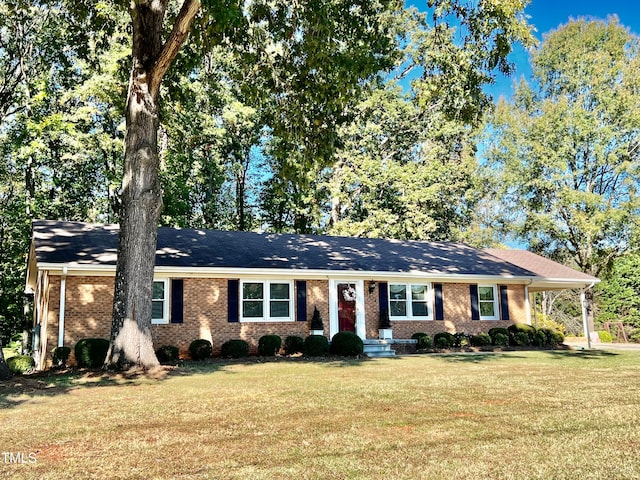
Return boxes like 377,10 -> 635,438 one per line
309,306 -> 324,336
379,309 -> 392,339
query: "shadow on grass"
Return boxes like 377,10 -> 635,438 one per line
544,349 -> 619,360
0,355 -> 371,409
435,352 -> 528,363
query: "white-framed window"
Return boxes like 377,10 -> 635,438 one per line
389,283 -> 433,320
478,285 -> 499,320
152,279 -> 170,324
241,280 -> 294,322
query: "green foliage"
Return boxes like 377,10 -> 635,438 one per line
74,338 -> 110,368
156,345 -> 180,364
493,332 -> 510,347
434,332 -> 455,349
483,18 -> 640,279
597,330 -> 613,343
283,336 -> 305,356
597,253 -> 640,329
508,324 -> 536,345
6,355 -> 34,374
330,332 -> 364,357
412,333 -> 433,350
304,335 -> 329,357
470,333 -> 492,347
488,327 -> 509,344
258,335 -> 282,356
511,332 -> 530,347
189,339 -> 213,360
52,346 -> 71,368
310,307 -> 324,330
220,339 -> 249,359
532,330 -> 547,347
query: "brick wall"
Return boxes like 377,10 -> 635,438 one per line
43,273 -> 529,362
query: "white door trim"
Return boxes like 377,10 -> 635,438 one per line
329,279 -> 366,340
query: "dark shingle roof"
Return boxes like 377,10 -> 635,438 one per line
31,220 -> 537,278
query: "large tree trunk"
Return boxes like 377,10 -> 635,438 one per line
105,0 -> 200,370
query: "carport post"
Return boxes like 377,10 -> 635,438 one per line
581,289 -> 591,349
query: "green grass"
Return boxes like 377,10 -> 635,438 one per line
2,350 -> 640,479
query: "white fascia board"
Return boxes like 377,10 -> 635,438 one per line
35,262 -> 539,284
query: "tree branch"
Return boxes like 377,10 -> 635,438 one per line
149,0 -> 200,96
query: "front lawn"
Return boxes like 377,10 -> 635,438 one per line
1,350 -> 640,479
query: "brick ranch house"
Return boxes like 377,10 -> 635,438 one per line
26,220 -> 598,368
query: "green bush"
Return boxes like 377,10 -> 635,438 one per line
310,306 -> 324,330
74,338 -> 110,368
597,330 -> 613,343
412,333 -> 433,350
258,335 -> 282,356
493,332 -> 509,347
551,330 -> 565,345
220,339 -> 249,358
453,333 -> 469,348
52,346 -> 71,367
511,331 -> 530,347
330,332 -> 364,356
532,330 -> 547,347
283,336 -> 305,355
156,345 -> 180,364
508,323 -> 536,345
189,339 -> 213,360
470,333 -> 492,347
7,355 -> 34,374
488,327 -> 509,344
304,335 -> 329,357
433,332 -> 455,349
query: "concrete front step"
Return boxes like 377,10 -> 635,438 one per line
363,339 -> 396,358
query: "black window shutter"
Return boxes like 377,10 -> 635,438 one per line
378,281 -> 389,316
228,279 -> 239,323
434,283 -> 444,320
499,285 -> 510,321
296,280 -> 307,321
470,284 -> 480,320
170,279 -> 184,324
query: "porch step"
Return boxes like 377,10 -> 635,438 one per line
363,339 -> 396,358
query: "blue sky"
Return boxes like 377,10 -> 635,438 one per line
489,0 -> 640,100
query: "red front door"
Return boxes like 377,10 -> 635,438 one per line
337,283 -> 357,332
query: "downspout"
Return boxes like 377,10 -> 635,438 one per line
58,266 -> 67,347
581,282 -> 596,349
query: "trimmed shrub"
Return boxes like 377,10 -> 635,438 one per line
511,331 -> 530,347
189,339 -> 213,360
258,335 -> 282,356
52,346 -> 71,368
220,339 -> 249,359
508,323 -> 536,345
304,335 -> 329,357
283,336 -> 305,355
7,355 -> 34,374
156,345 -> 180,364
310,306 -> 324,330
412,333 -> 433,350
330,332 -> 364,356
453,333 -> 469,348
470,333 -> 492,347
551,330 -> 565,345
493,332 -> 509,347
532,330 -> 547,347
597,330 -> 613,343
488,327 -> 509,344
75,338 -> 110,368
433,332 -> 455,349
